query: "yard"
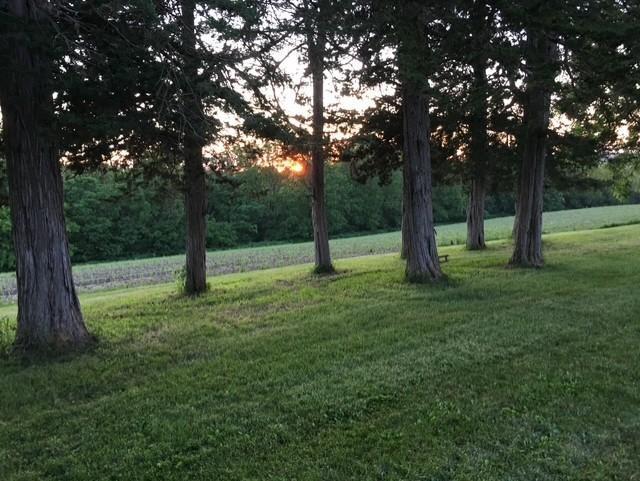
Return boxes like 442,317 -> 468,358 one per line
1,224 -> 639,480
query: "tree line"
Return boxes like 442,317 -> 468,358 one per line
0,0 -> 638,351
0,162 -> 629,272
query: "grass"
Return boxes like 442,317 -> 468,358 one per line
1,224 -> 640,480
1,204 -> 639,300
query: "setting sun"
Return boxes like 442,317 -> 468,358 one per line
271,153 -> 307,176
273,159 -> 305,175
290,161 -> 304,174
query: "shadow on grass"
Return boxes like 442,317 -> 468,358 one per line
404,271 -> 458,289
0,332 -> 99,366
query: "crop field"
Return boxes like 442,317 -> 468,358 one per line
0,204 -> 638,301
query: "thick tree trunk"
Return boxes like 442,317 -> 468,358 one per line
510,30 -> 556,267
466,1 -> 489,251
181,0 -> 208,294
0,0 -> 90,350
402,86 -> 442,282
309,34 -> 333,273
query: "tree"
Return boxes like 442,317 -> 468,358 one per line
338,0 -> 446,280
504,0 -> 637,267
397,1 -> 443,281
305,0 -> 334,272
264,0 -> 357,273
56,0 -> 274,295
464,1 -> 490,250
428,0 -> 526,251
509,23 -> 558,267
556,0 -> 639,153
0,0 -> 91,350
180,0 -> 208,293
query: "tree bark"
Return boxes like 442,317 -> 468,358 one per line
510,29 -> 556,267
466,1 -> 489,251
184,140 -> 207,294
466,177 -> 486,250
308,29 -> 333,273
180,0 -> 208,294
402,86 -> 442,282
400,179 -> 410,259
512,197 -> 519,238
0,0 -> 91,350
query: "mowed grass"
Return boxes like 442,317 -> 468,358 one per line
1,225 -> 640,480
1,204 -> 639,299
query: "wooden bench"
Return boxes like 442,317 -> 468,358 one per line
438,254 -> 449,263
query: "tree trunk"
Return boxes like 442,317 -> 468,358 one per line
510,30 -> 556,267
0,0 -> 91,350
466,177 -> 486,250
466,1 -> 489,251
308,32 -> 333,273
512,197 -> 519,238
184,141 -> 207,294
400,179 -> 409,259
398,2 -> 441,282
402,86 -> 442,282
181,0 -> 208,294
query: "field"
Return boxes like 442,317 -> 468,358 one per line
1,204 -> 639,301
1,224 -> 639,480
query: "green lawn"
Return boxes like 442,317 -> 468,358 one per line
1,225 -> 639,480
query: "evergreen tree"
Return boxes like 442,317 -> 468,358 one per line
304,0 -> 334,273
56,0 -> 275,294
505,0 -> 635,266
263,0 -> 360,273
509,23 -> 558,267
557,0 -> 639,149
0,0 -> 91,350
397,1 -> 444,281
345,0 -> 452,281
463,1 -> 492,250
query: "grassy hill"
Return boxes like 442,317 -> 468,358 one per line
1,204 -> 639,301
1,224 -> 639,480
